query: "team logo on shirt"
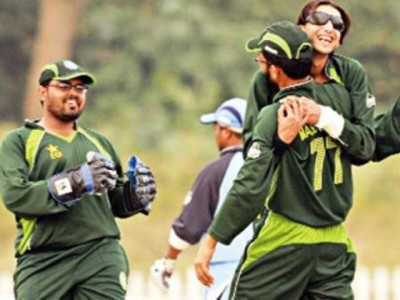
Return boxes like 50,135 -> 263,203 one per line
45,144 -> 63,160
366,93 -> 376,108
247,142 -> 261,159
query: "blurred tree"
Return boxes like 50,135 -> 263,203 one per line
0,0 -> 37,121
23,0 -> 91,119
0,0 -> 398,125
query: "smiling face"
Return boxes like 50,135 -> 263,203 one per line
300,4 -> 342,55
39,78 -> 88,123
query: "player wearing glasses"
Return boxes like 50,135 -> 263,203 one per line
243,0 -> 376,159
0,60 -> 157,299
195,18 -> 374,299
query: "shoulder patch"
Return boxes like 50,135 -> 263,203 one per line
366,93 -> 376,108
247,142 -> 261,159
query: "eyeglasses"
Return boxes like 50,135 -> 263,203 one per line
305,11 -> 345,32
254,58 -> 271,66
47,82 -> 89,94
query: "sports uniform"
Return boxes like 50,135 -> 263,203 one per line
205,21 -> 375,299
0,60 -> 156,300
243,55 -> 376,157
211,81 -> 360,298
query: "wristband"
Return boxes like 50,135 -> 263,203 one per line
273,134 -> 290,156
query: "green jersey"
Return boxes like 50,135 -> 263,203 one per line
209,79 -> 375,245
0,121 -> 130,256
371,96 -> 400,161
243,53 -> 376,159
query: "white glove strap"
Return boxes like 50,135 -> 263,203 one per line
315,105 -> 345,139
163,258 -> 176,271
168,228 -> 190,250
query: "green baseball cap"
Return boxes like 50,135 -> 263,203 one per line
38,60 -> 96,86
245,20 -> 312,61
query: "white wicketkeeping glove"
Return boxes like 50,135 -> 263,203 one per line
150,258 -> 176,291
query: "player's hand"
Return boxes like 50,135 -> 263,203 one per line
194,234 -> 217,287
125,156 -> 156,214
277,96 -> 308,144
297,96 -> 321,125
48,151 -> 117,204
86,152 -> 118,193
150,257 -> 176,291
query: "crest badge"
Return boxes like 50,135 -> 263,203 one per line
247,142 -> 261,159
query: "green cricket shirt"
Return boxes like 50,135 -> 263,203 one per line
0,120 -> 128,256
372,96 -> 400,161
209,78 -> 375,245
243,53 -> 376,160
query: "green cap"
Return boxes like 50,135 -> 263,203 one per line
38,60 -> 96,86
245,21 -> 312,61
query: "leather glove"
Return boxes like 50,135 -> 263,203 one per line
150,258 -> 176,291
125,156 -> 156,214
48,151 -> 117,204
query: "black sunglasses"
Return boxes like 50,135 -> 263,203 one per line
305,11 -> 345,32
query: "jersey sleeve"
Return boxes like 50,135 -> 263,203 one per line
209,105 -> 280,245
243,71 -> 279,155
0,131 -> 68,218
371,96 -> 400,161
337,58 -> 376,161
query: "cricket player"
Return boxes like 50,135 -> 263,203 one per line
195,20 -> 375,299
242,0 -> 375,157
0,60 -> 156,299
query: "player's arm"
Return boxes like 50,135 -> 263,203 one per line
0,133 -> 70,217
243,71 -> 278,155
209,105 -> 280,245
338,59 -> 376,161
194,234 -> 218,287
370,96 -> 400,161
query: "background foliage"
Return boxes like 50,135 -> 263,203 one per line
0,0 -> 399,276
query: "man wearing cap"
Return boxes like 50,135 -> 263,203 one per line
195,21 -> 369,299
151,98 -> 253,299
0,59 -> 156,299
242,0 -> 375,160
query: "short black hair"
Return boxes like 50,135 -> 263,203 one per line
262,51 -> 312,79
